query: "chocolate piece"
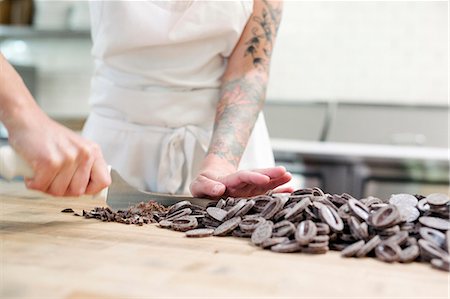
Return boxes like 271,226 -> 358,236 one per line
224,199 -> 247,220
284,197 -> 311,220
172,216 -> 198,232
185,228 -> 214,238
417,198 -> 430,212
167,200 -> 191,215
206,207 -> 227,222
213,217 -> 242,237
426,193 -> 450,206
295,220 -> 317,245
356,235 -> 382,257
271,240 -> 303,253
418,239 -> 449,260
319,205 -> 344,232
261,237 -> 289,249
369,205 -> 400,229
399,245 -> 420,263
234,199 -> 256,218
260,197 -> 284,220
165,208 -> 192,221
375,242 -> 401,263
389,194 -> 418,207
419,227 -> 446,248
430,258 -> 450,272
341,240 -> 365,257
348,198 -> 369,221
272,220 -> 295,238
419,216 -> 450,231
239,216 -> 266,233
251,220 -> 274,245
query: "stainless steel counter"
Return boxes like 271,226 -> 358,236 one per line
272,138 -> 449,199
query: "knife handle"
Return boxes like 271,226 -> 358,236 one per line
0,146 -> 33,180
0,145 -> 108,200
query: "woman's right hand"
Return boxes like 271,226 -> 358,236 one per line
0,53 -> 109,197
7,108 -> 111,197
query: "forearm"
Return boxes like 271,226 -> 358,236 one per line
205,0 -> 283,171
206,71 -> 268,170
0,53 -> 41,130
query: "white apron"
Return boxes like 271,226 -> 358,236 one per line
83,0 -> 275,194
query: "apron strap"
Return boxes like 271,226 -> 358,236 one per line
157,125 -> 210,194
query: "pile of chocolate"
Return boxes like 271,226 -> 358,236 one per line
64,188 -> 450,272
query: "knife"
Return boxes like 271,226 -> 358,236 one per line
0,146 -> 214,210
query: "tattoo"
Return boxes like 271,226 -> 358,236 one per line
245,0 -> 282,70
207,1 -> 282,168
207,75 -> 266,167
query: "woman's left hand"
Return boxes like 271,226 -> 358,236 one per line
190,165 -> 293,199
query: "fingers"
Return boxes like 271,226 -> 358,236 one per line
219,170 -> 270,188
25,151 -> 68,194
224,172 -> 293,198
272,185 -> 295,194
8,114 -> 109,197
210,167 -> 293,198
46,161 -> 78,196
25,141 -> 109,197
254,166 -> 287,179
265,172 -> 292,190
190,175 -> 226,198
85,152 -> 111,195
43,146 -> 83,196
25,157 -> 59,193
67,151 -> 95,196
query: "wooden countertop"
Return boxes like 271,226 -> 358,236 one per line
1,181 -> 448,299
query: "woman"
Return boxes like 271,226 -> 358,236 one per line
0,0 -> 292,198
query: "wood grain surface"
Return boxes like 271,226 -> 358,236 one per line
1,181 -> 449,299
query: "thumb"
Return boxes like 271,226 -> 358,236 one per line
190,175 -> 226,198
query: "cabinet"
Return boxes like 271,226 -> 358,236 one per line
265,101 -> 449,198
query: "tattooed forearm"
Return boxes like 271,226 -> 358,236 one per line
206,1 -> 283,169
207,74 -> 267,167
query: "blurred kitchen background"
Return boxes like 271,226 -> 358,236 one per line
0,0 -> 448,199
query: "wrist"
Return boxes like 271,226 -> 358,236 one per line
2,99 -> 45,134
199,154 -> 238,176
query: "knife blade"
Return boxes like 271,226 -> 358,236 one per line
0,146 -> 214,210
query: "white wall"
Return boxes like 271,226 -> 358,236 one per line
5,0 -> 448,120
267,1 -> 448,105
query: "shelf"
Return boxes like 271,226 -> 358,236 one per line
0,25 -> 90,39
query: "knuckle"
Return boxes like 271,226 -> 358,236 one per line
89,143 -> 102,157
26,171 -> 52,190
26,180 -> 44,191
63,152 -> 77,165
103,175 -> 112,186
42,157 -> 63,171
77,145 -> 91,160
190,180 -> 200,190
195,176 -> 207,184
46,182 -> 69,197
69,189 -> 84,197
99,177 -> 111,189
86,185 -> 101,195
91,143 -> 101,152
48,188 -> 64,197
